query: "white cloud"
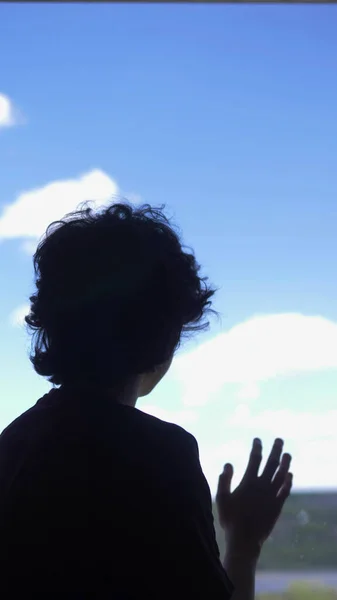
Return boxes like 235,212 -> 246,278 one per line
0,94 -> 17,128
237,382 -> 261,401
9,304 -> 30,328
228,404 -> 337,441
294,438 -> 337,488
141,312 -> 337,491
199,440 -> 249,494
197,400 -> 337,493
0,170 -> 119,251
199,408 -> 337,493
173,313 -> 337,406
202,430 -> 337,494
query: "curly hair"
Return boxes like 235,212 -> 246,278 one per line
25,202 -> 216,387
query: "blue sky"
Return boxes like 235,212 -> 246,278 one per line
1,4 -> 337,494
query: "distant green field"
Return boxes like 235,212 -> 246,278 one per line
212,492 -> 337,570
258,582 -> 337,599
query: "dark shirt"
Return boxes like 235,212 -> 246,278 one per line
0,387 -> 233,598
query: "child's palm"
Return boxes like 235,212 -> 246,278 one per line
216,438 -> 292,549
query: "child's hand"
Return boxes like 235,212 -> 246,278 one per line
216,438 -> 293,558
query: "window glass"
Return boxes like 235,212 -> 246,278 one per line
1,5 -> 336,598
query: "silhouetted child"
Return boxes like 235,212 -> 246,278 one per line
0,203 -> 292,598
